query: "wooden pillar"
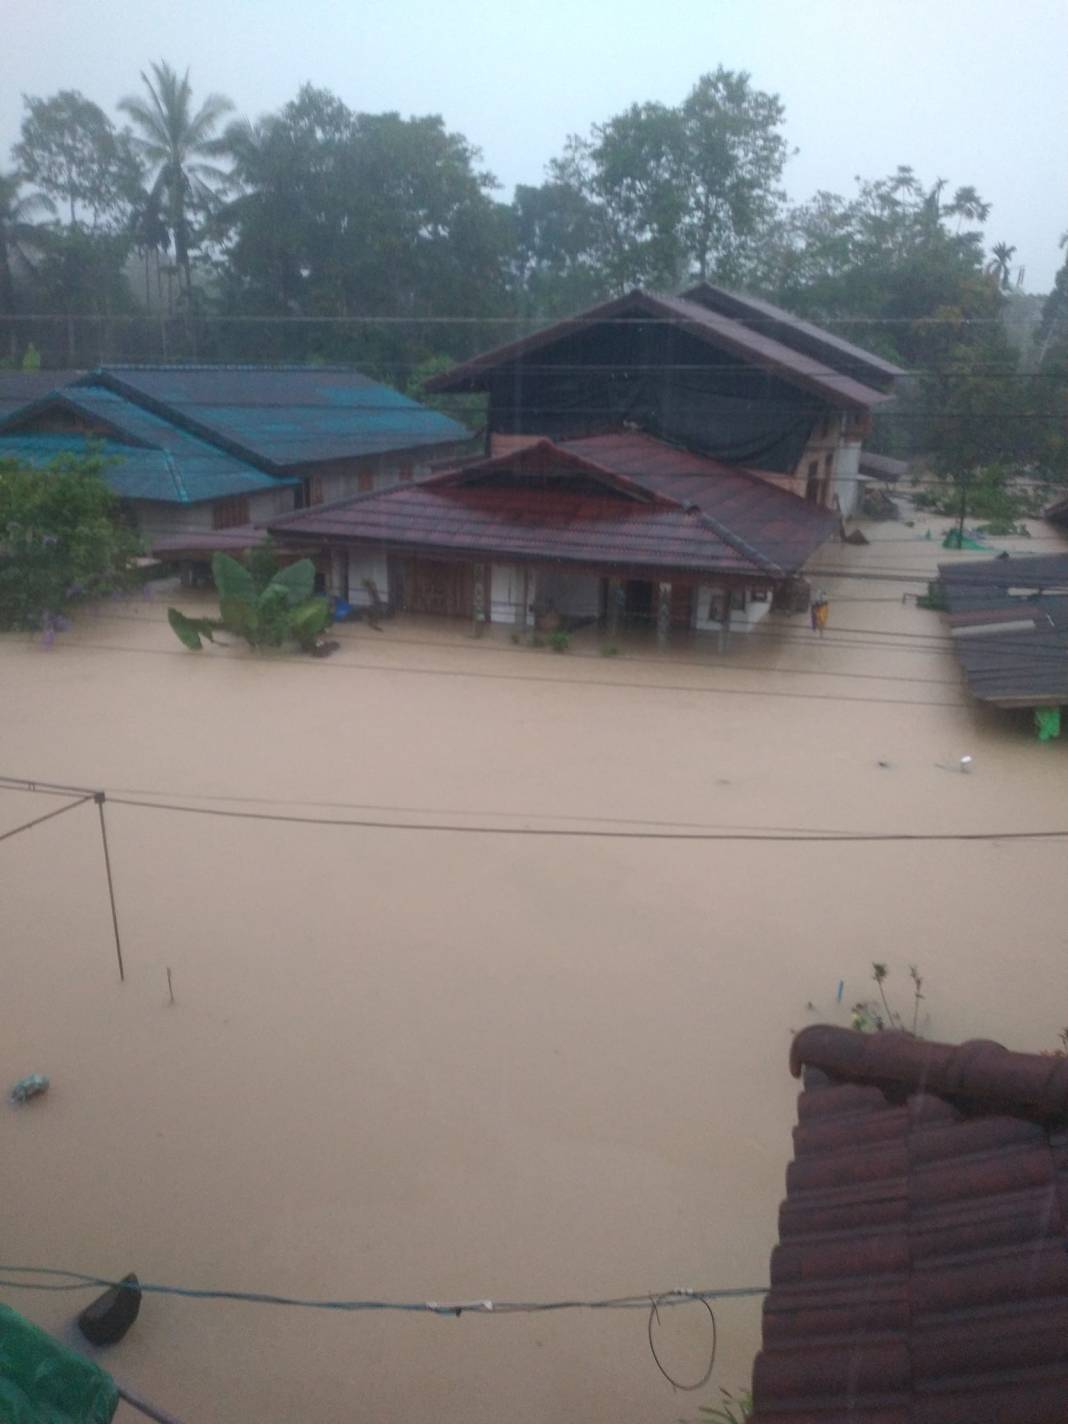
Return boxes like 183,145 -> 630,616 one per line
719,591 -> 733,654
472,562 -> 486,634
607,577 -> 623,636
656,581 -> 672,649
517,568 -> 529,633
329,548 -> 348,599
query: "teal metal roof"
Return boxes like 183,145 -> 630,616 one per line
0,385 -> 296,504
93,366 -> 470,470
0,371 -> 83,422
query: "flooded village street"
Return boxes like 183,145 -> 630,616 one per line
3,508 -> 1068,1422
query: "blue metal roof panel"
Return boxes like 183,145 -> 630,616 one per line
93,366 -> 471,468
0,371 -> 84,422
0,427 -> 292,505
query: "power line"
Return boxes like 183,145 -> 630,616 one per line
5,778 -> 1067,842
0,311 -> 1027,327
43,585 -> 1068,674
0,794 -> 91,844
0,1265 -> 767,1316
7,636 -> 969,706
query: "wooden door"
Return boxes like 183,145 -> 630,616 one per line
404,559 -> 474,618
669,584 -> 693,629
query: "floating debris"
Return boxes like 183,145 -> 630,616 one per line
10,1073 -> 49,1104
78,1273 -> 142,1346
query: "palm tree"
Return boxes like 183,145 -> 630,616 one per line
0,171 -> 54,316
119,62 -> 232,309
946,185 -> 992,231
986,241 -> 1017,291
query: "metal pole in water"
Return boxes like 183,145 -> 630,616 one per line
94,792 -> 125,983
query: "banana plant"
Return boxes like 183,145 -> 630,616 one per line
168,551 -> 330,652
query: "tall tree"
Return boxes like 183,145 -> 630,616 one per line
13,91 -> 142,359
15,91 -> 139,228
765,167 -> 1017,463
119,61 -> 233,307
532,68 -> 789,296
215,86 -> 511,367
0,172 -> 54,316
509,179 -> 609,316
987,241 -> 1017,290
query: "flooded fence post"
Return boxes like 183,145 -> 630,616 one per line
472,563 -> 486,635
656,582 -> 671,649
94,791 -> 125,983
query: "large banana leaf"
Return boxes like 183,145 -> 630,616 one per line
289,596 -> 330,650
266,558 -> 316,606
167,608 -> 223,650
219,595 -> 255,642
211,552 -> 257,603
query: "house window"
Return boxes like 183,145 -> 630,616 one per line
399,464 -> 413,482
358,470 -> 374,494
304,474 -> 324,506
729,588 -> 747,612
750,587 -> 769,604
805,460 -> 821,503
212,496 -> 249,529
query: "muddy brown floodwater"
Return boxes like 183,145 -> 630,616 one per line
2,508 -> 1068,1422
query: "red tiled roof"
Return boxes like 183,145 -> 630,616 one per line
557,433 -> 835,571
753,1025 -> 1068,1423
425,290 -> 893,410
269,435 -> 836,580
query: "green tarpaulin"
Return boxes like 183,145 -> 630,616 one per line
941,528 -> 987,551
1036,707 -> 1062,741
0,1304 -> 118,1424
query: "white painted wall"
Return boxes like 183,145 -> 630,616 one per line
345,549 -> 390,606
134,484 -> 297,541
132,500 -> 215,538
693,584 -> 774,636
835,441 -> 862,517
251,486 -> 299,520
490,563 -> 533,623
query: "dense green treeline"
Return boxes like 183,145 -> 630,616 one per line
2,62 -> 1068,478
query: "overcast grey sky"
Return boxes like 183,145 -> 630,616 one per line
4,0 -> 1066,291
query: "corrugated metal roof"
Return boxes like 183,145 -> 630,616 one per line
859,451 -> 909,482
0,385 -> 294,504
0,371 -> 83,422
558,433 -> 835,573
754,1026 -> 1068,1423
268,433 -> 835,579
938,554 -> 1068,707
681,283 -> 905,388
425,290 -> 894,410
91,366 -> 470,471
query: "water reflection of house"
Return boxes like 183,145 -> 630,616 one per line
267,286 -> 899,642
0,366 -> 470,542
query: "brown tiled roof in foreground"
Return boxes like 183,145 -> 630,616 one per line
753,1026 -> 1068,1423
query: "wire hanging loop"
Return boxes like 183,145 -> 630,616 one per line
646,1292 -> 717,1392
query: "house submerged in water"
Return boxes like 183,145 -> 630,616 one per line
268,285 -> 901,641
0,366 -> 472,541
